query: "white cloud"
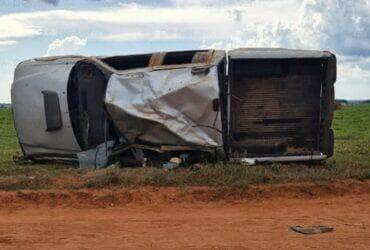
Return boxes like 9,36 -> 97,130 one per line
296,0 -> 370,54
169,0 -> 220,5
45,36 -> 87,56
0,2 -> 295,42
0,40 -> 17,47
101,30 -> 181,41
336,60 -> 370,100
2,0 -> 369,53
199,0 -> 370,53
0,0 -> 369,101
0,59 -> 18,103
0,16 -> 41,39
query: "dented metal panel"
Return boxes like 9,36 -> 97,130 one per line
105,65 -> 223,150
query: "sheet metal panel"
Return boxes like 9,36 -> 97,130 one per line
105,66 -> 223,149
11,57 -> 82,156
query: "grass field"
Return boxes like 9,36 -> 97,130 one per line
0,104 -> 369,191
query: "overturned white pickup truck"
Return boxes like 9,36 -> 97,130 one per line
11,49 -> 336,167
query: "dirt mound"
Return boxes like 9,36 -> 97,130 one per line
0,179 -> 369,209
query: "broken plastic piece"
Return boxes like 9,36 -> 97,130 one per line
241,158 -> 256,165
162,157 -> 183,170
77,141 -> 114,169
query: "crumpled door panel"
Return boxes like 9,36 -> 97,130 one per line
105,66 -> 223,151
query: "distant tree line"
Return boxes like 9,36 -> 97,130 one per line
335,99 -> 370,105
0,103 -> 11,108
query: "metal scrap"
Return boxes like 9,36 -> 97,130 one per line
290,225 -> 334,235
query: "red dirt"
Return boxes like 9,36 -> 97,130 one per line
0,180 -> 370,249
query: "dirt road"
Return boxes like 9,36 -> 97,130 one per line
0,181 -> 369,249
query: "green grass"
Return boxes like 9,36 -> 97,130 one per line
331,104 -> 370,171
0,104 -> 369,191
0,108 -> 19,168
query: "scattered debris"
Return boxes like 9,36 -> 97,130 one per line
162,157 -> 182,170
170,157 -> 183,165
241,158 -> 256,165
162,153 -> 191,170
290,225 -> 334,235
12,153 -> 32,165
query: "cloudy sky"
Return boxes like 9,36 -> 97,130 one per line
0,0 -> 369,102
